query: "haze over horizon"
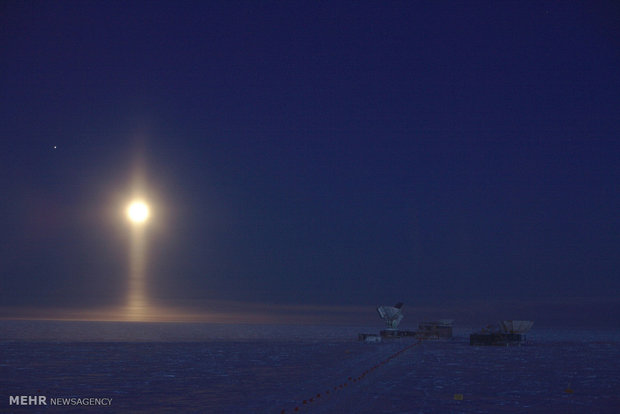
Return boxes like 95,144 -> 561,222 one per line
1,1 -> 618,327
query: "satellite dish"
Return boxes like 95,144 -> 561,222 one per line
499,320 -> 534,334
377,302 -> 404,329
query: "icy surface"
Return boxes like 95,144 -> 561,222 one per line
1,321 -> 619,413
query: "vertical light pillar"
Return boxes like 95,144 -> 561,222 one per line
126,201 -> 149,320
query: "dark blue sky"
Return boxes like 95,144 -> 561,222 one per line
1,1 -> 618,324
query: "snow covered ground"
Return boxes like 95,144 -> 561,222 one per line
1,321 -> 619,413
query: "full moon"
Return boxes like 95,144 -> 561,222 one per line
127,201 -> 150,223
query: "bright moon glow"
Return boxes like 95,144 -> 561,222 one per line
127,201 -> 150,223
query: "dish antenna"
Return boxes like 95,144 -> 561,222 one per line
499,320 -> 534,334
377,302 -> 404,329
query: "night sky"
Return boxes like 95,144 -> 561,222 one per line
1,1 -> 619,326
